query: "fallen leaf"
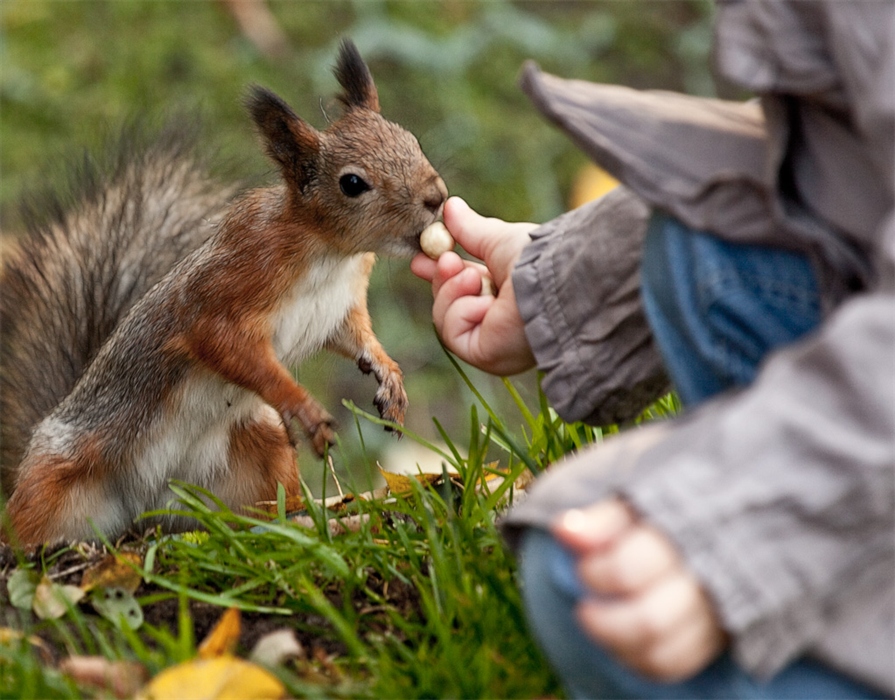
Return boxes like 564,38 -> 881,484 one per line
378,467 -> 442,495
91,586 -> 144,630
80,551 -> 143,593
249,629 -> 304,667
136,656 -> 285,700
60,655 -> 149,699
513,468 -> 536,491
198,607 -> 241,660
0,627 -> 51,662
7,568 -> 37,610
33,577 -> 85,620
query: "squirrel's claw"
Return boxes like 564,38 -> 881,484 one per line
373,378 -> 408,435
309,421 -> 337,456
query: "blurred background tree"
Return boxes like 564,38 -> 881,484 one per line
0,0 -> 714,486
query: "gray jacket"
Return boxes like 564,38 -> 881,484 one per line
504,1 -> 894,693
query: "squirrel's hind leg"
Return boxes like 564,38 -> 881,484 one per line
215,406 -> 300,512
3,452 -> 129,545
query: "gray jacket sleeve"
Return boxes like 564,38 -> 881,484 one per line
513,186 -> 670,425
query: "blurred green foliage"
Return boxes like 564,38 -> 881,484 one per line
0,0 -> 713,478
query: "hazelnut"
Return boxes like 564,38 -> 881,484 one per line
420,221 -> 494,296
420,221 -> 455,259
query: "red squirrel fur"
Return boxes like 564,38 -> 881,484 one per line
0,40 -> 446,545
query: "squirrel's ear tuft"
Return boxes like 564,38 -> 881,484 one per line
245,85 -> 320,190
334,39 -> 380,113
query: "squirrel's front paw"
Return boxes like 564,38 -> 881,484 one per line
308,420 -> 337,456
282,401 -> 336,456
373,376 -> 408,432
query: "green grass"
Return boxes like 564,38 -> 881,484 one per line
1,357 -> 677,699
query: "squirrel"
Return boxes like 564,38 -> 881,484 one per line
0,40 -> 447,546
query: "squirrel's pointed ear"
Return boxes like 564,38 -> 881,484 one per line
245,86 -> 320,190
334,39 -> 380,113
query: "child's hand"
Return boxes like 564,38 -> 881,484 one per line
411,197 -> 538,376
552,499 -> 728,682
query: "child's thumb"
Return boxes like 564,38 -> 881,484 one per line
442,197 -> 501,262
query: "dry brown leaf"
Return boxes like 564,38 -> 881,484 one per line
80,551 -> 143,593
198,607 -> 241,660
136,656 -> 285,700
513,468 -> 536,491
60,655 -> 149,699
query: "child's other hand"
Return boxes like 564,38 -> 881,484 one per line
411,197 -> 537,376
552,499 -> 728,682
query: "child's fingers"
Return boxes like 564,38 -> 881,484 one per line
441,294 -> 495,359
431,252 -> 468,300
442,197 -> 536,285
551,499 -> 636,554
577,579 -> 725,682
432,266 -> 488,337
577,525 -> 680,597
410,252 -> 437,282
628,612 -> 728,682
442,197 -> 495,261
576,572 -> 692,646
576,571 -> 704,659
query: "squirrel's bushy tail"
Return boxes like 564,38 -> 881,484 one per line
0,123 -> 236,494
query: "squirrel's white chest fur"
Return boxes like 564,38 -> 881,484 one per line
271,253 -> 365,364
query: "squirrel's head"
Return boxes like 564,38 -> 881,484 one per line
246,40 -> 447,257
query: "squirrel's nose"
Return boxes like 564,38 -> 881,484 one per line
422,176 -> 448,215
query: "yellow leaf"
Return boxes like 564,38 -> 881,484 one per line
569,163 -> 619,209
378,467 -> 442,495
136,656 -> 285,700
0,626 -> 51,661
80,551 -> 143,593
0,628 -> 24,646
198,607 -> 241,660
379,469 -> 415,495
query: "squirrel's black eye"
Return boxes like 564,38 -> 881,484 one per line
339,173 -> 370,197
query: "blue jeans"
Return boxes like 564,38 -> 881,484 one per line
519,215 -> 882,699
640,213 -> 822,406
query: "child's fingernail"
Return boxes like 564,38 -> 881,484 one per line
557,509 -> 590,535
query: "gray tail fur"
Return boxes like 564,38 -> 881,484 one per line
0,122 -> 237,494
